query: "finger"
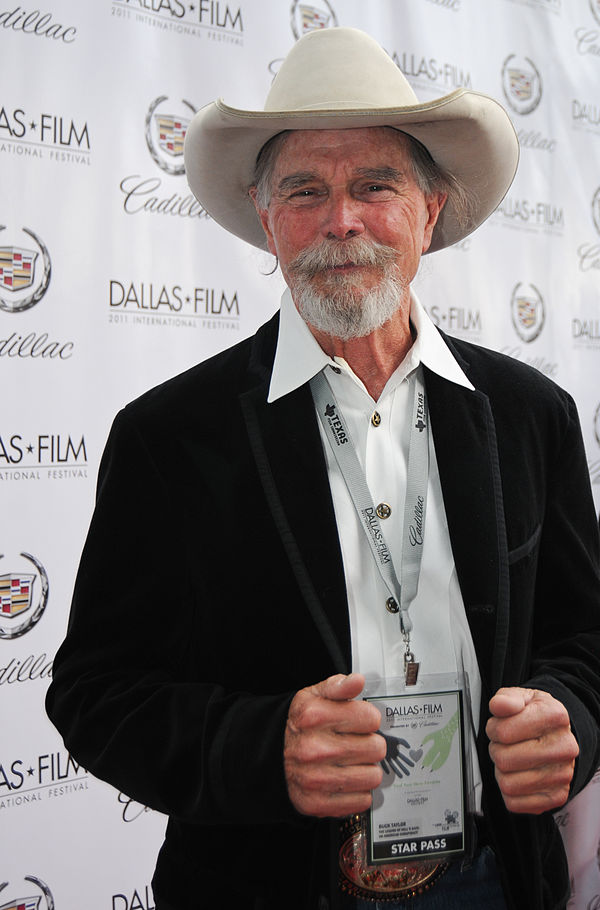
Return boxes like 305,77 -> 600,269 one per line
289,687 -> 381,737
488,686 -> 535,719
487,691 -> 572,746
493,763 -> 575,815
287,760 -> 383,817
288,729 -> 387,770
430,754 -> 447,773
391,757 -> 411,777
313,673 -> 366,702
288,785 -> 376,818
293,759 -> 384,794
489,729 -> 579,774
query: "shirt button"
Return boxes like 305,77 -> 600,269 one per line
386,597 -> 399,614
371,411 -> 381,427
376,502 -> 392,520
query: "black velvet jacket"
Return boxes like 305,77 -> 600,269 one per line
46,314 -> 600,910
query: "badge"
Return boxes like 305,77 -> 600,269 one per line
365,688 -> 466,865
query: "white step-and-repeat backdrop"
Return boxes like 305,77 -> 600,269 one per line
2,1 -> 599,907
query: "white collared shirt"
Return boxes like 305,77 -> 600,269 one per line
269,288 -> 482,807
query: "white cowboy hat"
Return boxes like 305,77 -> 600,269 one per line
184,27 -> 519,253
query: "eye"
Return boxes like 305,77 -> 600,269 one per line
353,180 -> 399,202
285,187 -> 327,206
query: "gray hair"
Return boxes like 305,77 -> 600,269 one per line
250,127 -> 475,229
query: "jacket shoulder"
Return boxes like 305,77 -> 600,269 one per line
442,333 -> 574,413
118,313 -> 278,431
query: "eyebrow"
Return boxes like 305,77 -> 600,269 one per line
355,166 -> 406,183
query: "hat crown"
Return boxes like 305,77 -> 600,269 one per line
265,27 -> 419,113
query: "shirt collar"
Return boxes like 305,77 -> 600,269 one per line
268,286 -> 474,403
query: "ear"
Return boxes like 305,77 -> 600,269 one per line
249,187 -> 277,256
421,192 -> 447,254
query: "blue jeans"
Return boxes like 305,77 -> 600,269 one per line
345,846 -> 507,910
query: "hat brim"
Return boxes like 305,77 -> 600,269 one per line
184,88 -> 519,253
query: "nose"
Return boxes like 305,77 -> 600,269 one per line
321,189 -> 365,241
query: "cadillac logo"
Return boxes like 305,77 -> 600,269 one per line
145,96 -> 197,176
592,187 -> 600,236
0,877 -> 55,910
501,55 -> 543,116
290,1 -> 338,40
511,282 -> 545,343
0,552 -> 49,640
0,227 -> 51,313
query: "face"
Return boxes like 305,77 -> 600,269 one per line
251,127 -> 446,314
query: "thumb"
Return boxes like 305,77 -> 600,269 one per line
313,672 -> 365,702
489,686 -> 536,718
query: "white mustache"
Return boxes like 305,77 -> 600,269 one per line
288,237 -> 399,279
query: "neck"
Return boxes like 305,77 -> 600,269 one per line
308,308 -> 414,401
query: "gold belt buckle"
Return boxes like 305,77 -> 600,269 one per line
338,815 -> 449,903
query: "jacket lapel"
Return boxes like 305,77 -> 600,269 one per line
424,364 -> 510,698
239,315 -> 351,675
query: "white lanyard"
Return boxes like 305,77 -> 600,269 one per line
310,366 -> 430,684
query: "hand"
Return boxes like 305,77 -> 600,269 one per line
284,673 -> 385,818
421,710 -> 460,772
379,732 -> 414,778
486,687 -> 579,815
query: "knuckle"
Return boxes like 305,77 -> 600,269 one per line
490,747 -> 511,773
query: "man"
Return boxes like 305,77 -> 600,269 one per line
47,27 -> 600,910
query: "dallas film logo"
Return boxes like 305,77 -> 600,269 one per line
0,104 -> 91,164
510,282 -> 545,343
290,1 -> 338,40
501,55 -> 543,115
391,48 -> 472,93
145,96 -> 196,176
112,0 -> 244,43
112,885 -> 155,910
0,226 -> 51,313
0,876 -> 55,909
571,98 -> 600,135
109,278 -> 240,331
0,552 -> 48,640
0,749 -> 89,808
426,304 -> 482,342
0,432 -> 88,480
494,197 -> 564,233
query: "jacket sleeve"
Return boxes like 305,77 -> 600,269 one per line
523,393 -> 600,798
46,407 -> 303,827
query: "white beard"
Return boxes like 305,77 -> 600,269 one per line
287,237 -> 408,340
